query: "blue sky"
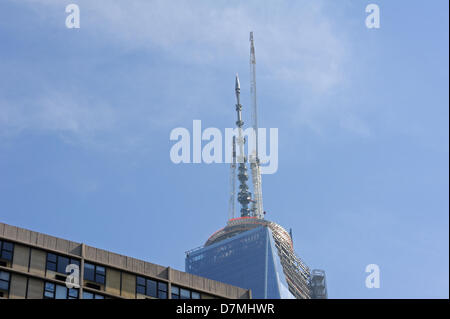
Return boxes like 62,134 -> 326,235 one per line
0,0 -> 448,298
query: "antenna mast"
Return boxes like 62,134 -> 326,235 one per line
228,136 -> 237,220
249,31 -> 264,219
235,74 -> 252,217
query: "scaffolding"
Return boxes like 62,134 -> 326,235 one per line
205,217 -> 314,299
310,269 -> 328,299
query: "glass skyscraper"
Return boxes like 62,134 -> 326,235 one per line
185,217 -> 327,299
186,35 -> 328,299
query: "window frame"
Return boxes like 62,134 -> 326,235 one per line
82,291 -> 105,299
45,252 -> 80,275
136,276 -> 168,299
171,285 -> 201,299
0,240 -> 14,262
43,281 -> 79,299
0,270 -> 11,292
83,262 -> 106,285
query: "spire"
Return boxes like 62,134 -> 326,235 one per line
234,74 -> 252,217
249,31 -> 264,219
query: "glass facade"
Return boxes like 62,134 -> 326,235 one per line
186,226 -> 294,299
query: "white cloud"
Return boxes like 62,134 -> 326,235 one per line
2,0 -> 365,144
0,93 -> 105,137
21,0 -> 347,92
1,92 -> 115,132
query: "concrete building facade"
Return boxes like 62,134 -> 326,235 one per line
0,222 -> 251,299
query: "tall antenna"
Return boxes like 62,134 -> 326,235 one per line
249,31 -> 264,219
235,74 -> 252,217
228,136 -> 237,220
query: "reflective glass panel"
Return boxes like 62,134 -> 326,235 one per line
84,263 -> 95,281
57,256 -> 70,274
83,291 -> 94,299
55,285 -> 67,299
146,279 -> 157,297
180,288 -> 190,299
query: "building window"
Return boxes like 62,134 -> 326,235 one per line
84,263 -> 105,285
82,291 -> 105,299
191,291 -> 200,299
136,276 -> 168,299
171,285 -> 201,299
0,271 -> 10,292
158,282 -> 168,299
180,287 -> 190,299
46,253 -> 80,275
0,240 -> 14,261
171,286 -> 179,299
43,282 -> 79,299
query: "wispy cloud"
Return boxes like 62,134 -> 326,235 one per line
0,91 -> 116,146
20,0 -> 348,91
1,0 -> 365,146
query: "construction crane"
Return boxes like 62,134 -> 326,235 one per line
249,32 -> 264,219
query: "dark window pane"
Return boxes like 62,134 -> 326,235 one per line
136,285 -> 145,295
94,294 -> 104,299
146,279 -> 157,297
70,259 -> 80,267
2,242 -> 13,251
180,288 -> 190,299
57,256 -> 70,274
69,288 -> 78,298
84,263 -> 95,281
45,282 -> 55,292
0,271 -> 10,281
47,261 -> 57,271
96,266 -> 105,275
83,292 -> 94,299
47,253 -> 57,263
44,291 -> 54,298
171,286 -> 179,295
1,251 -> 12,261
191,291 -> 200,299
85,263 -> 95,270
136,276 -> 145,286
96,274 -> 105,285
158,291 -> 167,299
0,281 -> 9,291
158,282 -> 167,292
171,294 -> 179,299
55,285 -> 67,299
